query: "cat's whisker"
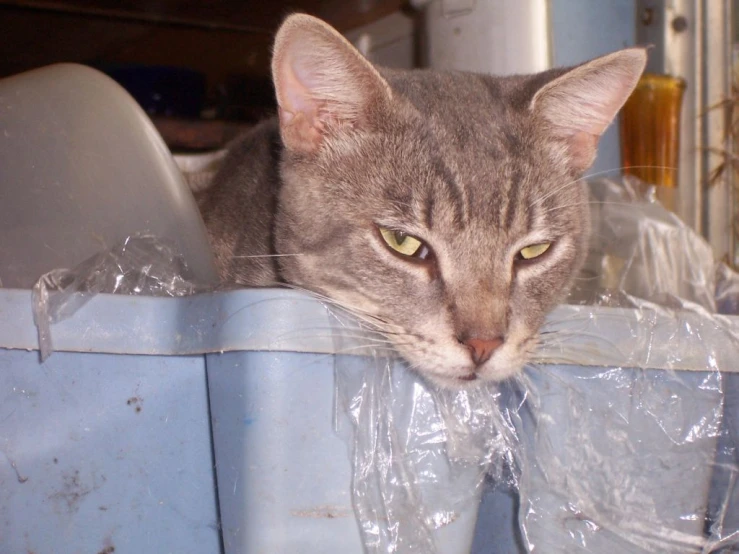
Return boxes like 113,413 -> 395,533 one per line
277,324 -> 415,339
538,329 -> 566,336
539,199 -> 657,216
538,322 -> 599,338
337,344 -> 400,354
532,164 -> 678,208
231,253 -> 305,259
265,319 -> 418,344
532,176 -> 585,207
281,328 -> 417,347
584,164 -> 677,181
535,328 -> 625,359
279,282 -> 378,315
272,331 -> 400,345
397,359 -> 424,374
290,346 -> 400,369
331,309 -> 406,334
278,282 -> 407,333
537,329 -> 592,339
528,353 -> 591,366
543,310 -> 641,331
317,344 -> 401,358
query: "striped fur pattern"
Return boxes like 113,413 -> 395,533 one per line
197,14 -> 646,388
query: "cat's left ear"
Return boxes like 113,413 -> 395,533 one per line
271,14 -> 393,154
531,48 -> 647,172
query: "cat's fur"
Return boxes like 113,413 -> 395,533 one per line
197,14 -> 646,389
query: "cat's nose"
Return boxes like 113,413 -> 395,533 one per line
463,337 -> 504,366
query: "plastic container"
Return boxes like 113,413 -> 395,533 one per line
0,63 -> 218,289
0,290 -> 221,554
476,303 -> 739,553
0,289 -> 484,553
2,288 -> 737,553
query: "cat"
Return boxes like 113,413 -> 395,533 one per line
196,13 -> 646,389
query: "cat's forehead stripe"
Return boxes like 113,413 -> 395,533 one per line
423,193 -> 435,229
429,153 -> 466,227
502,166 -> 523,231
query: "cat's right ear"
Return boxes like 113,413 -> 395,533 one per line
271,14 -> 392,154
530,48 -> 647,172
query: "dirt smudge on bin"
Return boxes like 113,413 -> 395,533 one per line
49,469 -> 106,514
1,450 -> 28,483
126,396 -> 143,413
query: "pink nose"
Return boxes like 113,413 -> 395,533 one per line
464,337 -> 504,366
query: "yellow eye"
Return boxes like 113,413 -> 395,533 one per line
379,227 -> 425,258
519,242 -> 551,260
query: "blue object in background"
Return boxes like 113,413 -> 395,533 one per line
550,0 -> 637,180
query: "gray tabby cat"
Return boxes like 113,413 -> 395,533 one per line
197,14 -> 646,389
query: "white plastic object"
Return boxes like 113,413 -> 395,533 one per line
0,63 -> 218,288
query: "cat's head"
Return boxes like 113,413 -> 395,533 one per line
271,14 -> 646,388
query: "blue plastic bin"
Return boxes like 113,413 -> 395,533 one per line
2,288 -> 738,553
0,289 -> 483,554
0,290 -> 221,554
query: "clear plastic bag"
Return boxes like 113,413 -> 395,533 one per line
32,234 -> 206,361
570,177 -> 722,311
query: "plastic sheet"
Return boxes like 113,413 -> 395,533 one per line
570,177 -> 723,311
717,262 -> 739,316
27,178 -> 739,553
333,347 -> 520,553
32,234 -> 205,361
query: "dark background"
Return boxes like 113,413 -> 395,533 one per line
1,0 -> 411,149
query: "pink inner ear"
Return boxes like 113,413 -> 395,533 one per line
555,82 -> 633,171
568,130 -> 598,172
278,53 -> 319,125
271,14 -> 393,153
546,86 -> 629,140
275,51 -> 328,153
534,49 -> 646,170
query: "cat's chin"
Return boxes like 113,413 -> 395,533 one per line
424,373 -> 487,391
421,364 -> 524,391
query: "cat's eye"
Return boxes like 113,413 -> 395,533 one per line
518,242 -> 551,261
379,227 -> 431,260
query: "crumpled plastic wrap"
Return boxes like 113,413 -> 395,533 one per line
28,177 -> 739,553
332,346 -> 520,553
32,234 -> 205,361
570,176 -> 732,312
717,262 -> 739,315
